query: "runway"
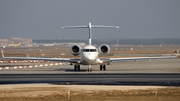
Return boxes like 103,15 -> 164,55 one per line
0,73 -> 180,86
0,59 -> 180,86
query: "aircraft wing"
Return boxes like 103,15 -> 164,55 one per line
109,55 -> 177,63
2,56 -> 83,64
99,54 -> 177,63
1,49 -> 81,62
2,56 -> 71,62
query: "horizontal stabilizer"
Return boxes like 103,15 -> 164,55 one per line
91,25 -> 119,28
61,25 -> 88,29
62,22 -> 119,45
62,22 -> 119,29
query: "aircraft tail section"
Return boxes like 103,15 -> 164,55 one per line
62,22 -> 119,45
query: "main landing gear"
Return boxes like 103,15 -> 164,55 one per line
100,65 -> 106,71
74,65 -> 80,71
74,65 -> 106,72
74,65 -> 92,72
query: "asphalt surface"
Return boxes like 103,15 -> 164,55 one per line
0,59 -> 180,86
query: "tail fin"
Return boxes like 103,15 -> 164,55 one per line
1,49 -> 4,58
62,22 -> 119,45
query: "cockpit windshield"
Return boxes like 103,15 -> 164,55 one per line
82,49 -> 97,52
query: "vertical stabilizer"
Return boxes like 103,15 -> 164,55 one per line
88,22 -> 92,45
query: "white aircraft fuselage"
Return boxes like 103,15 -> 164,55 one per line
80,45 -> 100,65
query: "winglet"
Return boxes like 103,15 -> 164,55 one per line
174,49 -> 179,57
1,49 -> 4,58
176,50 -> 179,57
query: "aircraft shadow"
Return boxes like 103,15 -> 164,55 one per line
55,68 -> 87,72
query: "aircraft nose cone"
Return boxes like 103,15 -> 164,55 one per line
84,54 -> 95,61
85,54 -> 91,60
87,56 -> 94,61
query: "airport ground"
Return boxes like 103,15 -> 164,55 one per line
0,58 -> 179,101
0,45 -> 180,101
0,84 -> 180,101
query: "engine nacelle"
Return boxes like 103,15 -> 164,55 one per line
98,44 -> 110,55
71,45 -> 81,56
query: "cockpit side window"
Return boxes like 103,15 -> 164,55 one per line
90,49 -> 96,52
83,49 -> 89,52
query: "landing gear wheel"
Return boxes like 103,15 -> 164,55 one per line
103,65 -> 106,70
77,65 -> 80,71
88,65 -> 92,72
74,65 -> 77,71
88,68 -> 92,72
74,65 -> 80,71
100,65 -> 106,71
100,65 -> 103,71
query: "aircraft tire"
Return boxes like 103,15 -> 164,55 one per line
100,65 -> 103,71
88,68 -> 92,72
74,65 -> 77,71
103,65 -> 106,70
78,65 -> 80,71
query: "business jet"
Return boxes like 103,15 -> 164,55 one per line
1,23 -> 178,72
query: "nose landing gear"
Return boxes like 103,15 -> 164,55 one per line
88,65 -> 92,72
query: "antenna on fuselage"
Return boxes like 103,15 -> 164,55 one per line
62,22 -> 119,45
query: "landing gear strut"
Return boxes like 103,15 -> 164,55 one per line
88,65 -> 92,72
100,65 -> 106,71
74,65 -> 80,71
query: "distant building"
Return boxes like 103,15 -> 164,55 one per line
0,37 -> 33,47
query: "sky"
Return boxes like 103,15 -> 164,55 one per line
0,0 -> 180,40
